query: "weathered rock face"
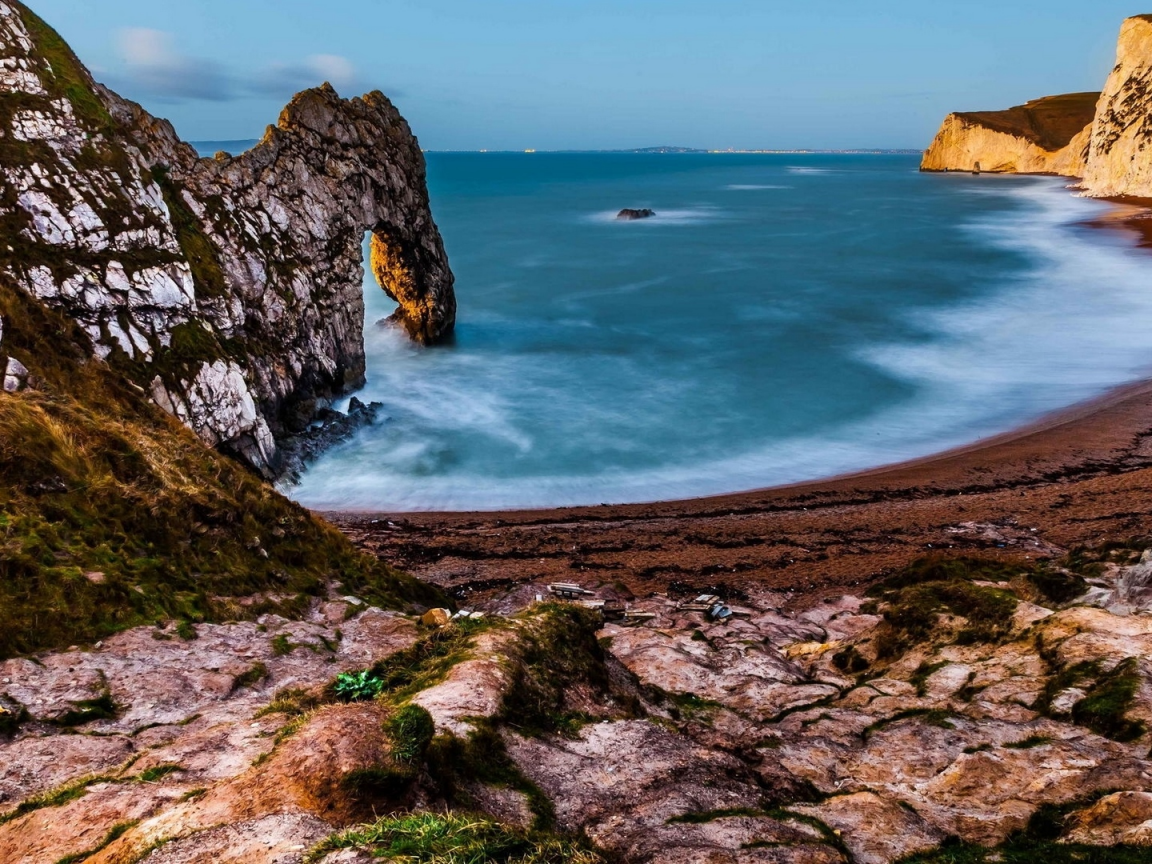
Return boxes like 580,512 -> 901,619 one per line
920,94 -> 1098,175
0,1 -> 455,475
922,14 -> 1152,200
1082,15 -> 1152,198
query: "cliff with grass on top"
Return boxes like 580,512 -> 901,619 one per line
922,14 -> 1152,199
0,0 -> 456,479
920,93 -> 1098,175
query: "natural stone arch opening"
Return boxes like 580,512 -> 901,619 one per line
368,224 -> 456,345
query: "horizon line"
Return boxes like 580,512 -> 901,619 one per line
188,139 -> 926,156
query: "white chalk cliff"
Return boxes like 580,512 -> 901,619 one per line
1082,15 -> 1152,198
923,15 -> 1152,201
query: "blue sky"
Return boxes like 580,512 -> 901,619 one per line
30,0 -> 1148,150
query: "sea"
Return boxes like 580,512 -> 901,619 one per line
193,147 -> 1152,511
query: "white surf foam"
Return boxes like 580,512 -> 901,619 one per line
289,178 -> 1152,511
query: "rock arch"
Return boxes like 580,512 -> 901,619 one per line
0,0 -> 455,476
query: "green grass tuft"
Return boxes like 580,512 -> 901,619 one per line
233,662 -> 269,691
499,604 -> 610,738
867,557 -> 1021,660
1003,734 -> 1053,750
306,810 -> 604,864
53,819 -> 139,864
0,277 -> 443,660
897,791 -> 1139,862
386,704 -> 436,765
256,687 -> 322,718
55,691 -> 118,727
667,807 -> 764,824
909,661 -> 949,697
0,772 -> 117,826
863,709 -> 957,741
137,763 -> 181,783
1071,658 -> 1147,743
426,722 -> 557,832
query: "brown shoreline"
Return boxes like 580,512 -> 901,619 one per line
327,203 -> 1152,607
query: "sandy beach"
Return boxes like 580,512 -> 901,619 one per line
327,360 -> 1152,608
322,200 -> 1152,607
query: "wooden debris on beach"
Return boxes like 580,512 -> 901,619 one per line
679,594 -> 721,612
602,601 -> 627,621
548,582 -> 596,599
678,594 -> 735,622
620,611 -> 658,626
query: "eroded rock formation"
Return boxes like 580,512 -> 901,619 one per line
0,1 -> 455,475
920,93 -> 1098,175
922,14 -> 1152,200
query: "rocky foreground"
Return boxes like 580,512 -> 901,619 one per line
3,544 -> 1152,863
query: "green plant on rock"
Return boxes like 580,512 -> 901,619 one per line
307,811 -> 604,864
334,669 -> 384,702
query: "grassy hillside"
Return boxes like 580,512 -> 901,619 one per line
958,92 -> 1099,151
0,278 -> 441,658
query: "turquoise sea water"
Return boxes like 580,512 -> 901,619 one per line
271,153 -> 1150,511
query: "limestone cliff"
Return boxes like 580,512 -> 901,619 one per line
923,15 -> 1152,202
920,93 -> 1099,175
1082,15 -> 1152,198
0,0 -> 455,476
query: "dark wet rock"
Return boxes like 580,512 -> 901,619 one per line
277,396 -> 383,484
617,208 -> 656,220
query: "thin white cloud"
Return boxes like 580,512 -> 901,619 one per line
252,54 -> 362,98
112,28 -> 371,103
116,28 -> 233,102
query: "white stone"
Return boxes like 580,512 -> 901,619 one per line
3,356 -> 28,392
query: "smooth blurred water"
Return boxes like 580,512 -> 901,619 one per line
284,153 -> 1152,511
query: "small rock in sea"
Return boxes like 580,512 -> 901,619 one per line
617,208 -> 655,220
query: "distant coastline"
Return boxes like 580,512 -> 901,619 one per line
191,140 -> 924,157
